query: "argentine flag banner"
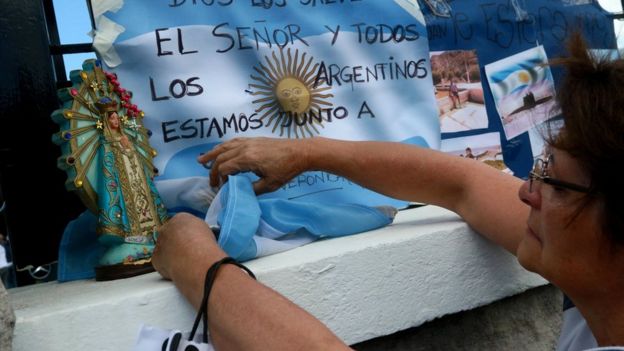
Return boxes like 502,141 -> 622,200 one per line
93,0 -> 439,213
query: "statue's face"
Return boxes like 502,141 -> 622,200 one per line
108,112 -> 120,129
276,78 -> 310,114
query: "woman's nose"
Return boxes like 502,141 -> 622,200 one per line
518,179 -> 541,210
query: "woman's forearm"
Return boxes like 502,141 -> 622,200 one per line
171,251 -> 350,351
304,137 -> 527,253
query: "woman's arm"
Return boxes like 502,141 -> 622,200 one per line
199,137 -> 528,254
152,213 -> 352,351
307,138 -> 528,253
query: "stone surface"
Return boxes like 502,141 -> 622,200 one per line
353,284 -> 563,351
9,206 -> 547,350
0,280 -> 15,351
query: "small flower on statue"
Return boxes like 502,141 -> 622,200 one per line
128,119 -> 140,131
96,120 -> 103,130
90,81 -> 100,92
70,88 -> 78,96
109,76 -> 119,86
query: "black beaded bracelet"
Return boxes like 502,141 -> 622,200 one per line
188,257 -> 256,343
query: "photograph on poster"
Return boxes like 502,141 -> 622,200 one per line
528,119 -> 564,161
528,127 -> 547,161
485,46 -> 560,140
430,50 -> 488,133
441,132 -> 512,174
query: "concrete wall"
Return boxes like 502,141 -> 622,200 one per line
9,206 -> 551,350
0,280 -> 15,351
354,285 -> 562,351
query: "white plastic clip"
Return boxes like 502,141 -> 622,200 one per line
422,0 -> 452,18
511,0 -> 529,21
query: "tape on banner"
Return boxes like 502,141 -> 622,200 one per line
92,0 -> 124,19
91,0 -> 125,67
394,0 -> 427,26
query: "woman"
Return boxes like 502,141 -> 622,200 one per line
152,34 -> 624,350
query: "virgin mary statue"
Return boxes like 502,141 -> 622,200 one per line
52,60 -> 168,280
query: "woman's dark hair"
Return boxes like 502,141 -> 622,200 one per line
547,33 -> 624,245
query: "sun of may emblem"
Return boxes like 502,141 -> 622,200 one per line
249,48 -> 334,138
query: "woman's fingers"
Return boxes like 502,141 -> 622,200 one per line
209,147 -> 245,186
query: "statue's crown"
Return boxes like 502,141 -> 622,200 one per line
95,97 -> 118,114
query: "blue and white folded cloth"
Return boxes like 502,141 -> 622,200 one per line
205,175 -> 397,261
57,210 -> 105,282
57,174 -> 396,281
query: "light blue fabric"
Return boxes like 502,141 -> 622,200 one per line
217,176 -> 261,261
259,199 -> 392,237
57,211 -> 105,282
214,175 -> 395,261
58,174 -> 396,280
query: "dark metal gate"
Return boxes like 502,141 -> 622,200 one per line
0,0 -> 94,286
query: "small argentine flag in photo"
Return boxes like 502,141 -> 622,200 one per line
485,46 -> 560,140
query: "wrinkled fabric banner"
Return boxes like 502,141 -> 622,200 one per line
96,1 -> 438,211
206,175 -> 397,261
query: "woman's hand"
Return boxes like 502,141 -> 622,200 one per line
197,137 -> 313,194
152,213 -> 226,281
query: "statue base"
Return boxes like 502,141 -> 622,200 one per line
95,261 -> 155,281
95,242 -> 156,281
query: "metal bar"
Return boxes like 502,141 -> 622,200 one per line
42,0 -> 67,82
44,0 -> 96,87
49,43 -> 93,55
86,0 -> 97,31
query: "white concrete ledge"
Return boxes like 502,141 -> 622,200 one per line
9,206 -> 546,350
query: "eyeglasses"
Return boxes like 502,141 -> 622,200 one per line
528,154 -> 592,193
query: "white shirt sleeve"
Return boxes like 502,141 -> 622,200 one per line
556,306 -> 597,351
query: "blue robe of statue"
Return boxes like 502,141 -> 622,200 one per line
96,121 -> 168,265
